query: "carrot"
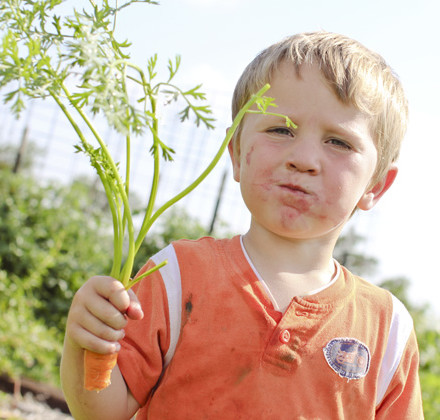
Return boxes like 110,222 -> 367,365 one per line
84,349 -> 118,391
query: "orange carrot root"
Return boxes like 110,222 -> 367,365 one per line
84,349 -> 118,391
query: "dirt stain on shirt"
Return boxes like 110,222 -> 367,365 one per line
185,295 -> 193,315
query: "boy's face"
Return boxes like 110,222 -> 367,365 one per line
229,62 -> 396,242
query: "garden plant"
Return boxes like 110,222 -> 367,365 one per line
0,0 -> 294,391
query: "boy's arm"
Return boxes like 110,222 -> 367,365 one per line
60,276 -> 142,420
375,329 -> 424,419
60,338 -> 139,419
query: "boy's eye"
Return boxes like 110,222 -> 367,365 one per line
327,138 -> 352,150
267,127 -> 293,137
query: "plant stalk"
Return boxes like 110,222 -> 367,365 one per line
134,83 -> 271,253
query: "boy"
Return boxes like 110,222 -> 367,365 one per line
61,32 -> 423,419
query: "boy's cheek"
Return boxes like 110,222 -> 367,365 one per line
244,145 -> 256,167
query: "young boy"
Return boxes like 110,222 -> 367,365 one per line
61,32 -> 424,419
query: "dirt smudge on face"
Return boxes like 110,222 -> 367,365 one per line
245,145 -> 255,166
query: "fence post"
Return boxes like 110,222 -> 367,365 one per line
12,126 -> 29,173
208,168 -> 228,235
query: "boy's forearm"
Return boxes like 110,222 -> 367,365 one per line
61,340 -> 136,420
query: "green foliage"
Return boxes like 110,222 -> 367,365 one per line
247,96 -> 296,130
0,295 -> 62,385
420,370 -> 440,419
0,169 -> 112,384
418,325 -> 440,419
0,170 -> 113,325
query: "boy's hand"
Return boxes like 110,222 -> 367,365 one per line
66,276 -> 144,354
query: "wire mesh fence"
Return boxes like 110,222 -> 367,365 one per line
0,92 -> 251,237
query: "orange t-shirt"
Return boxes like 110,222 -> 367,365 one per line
118,236 -> 423,419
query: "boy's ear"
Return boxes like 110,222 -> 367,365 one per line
227,127 -> 241,182
357,164 -> 398,211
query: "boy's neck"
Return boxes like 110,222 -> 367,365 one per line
242,223 -> 339,299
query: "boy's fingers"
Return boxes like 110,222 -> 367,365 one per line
68,298 -> 125,340
93,276 -> 131,314
125,289 -> 144,320
85,294 -> 128,331
81,308 -> 126,343
67,276 -> 144,354
93,278 -> 143,321
71,326 -> 121,355
71,277 -> 128,330
67,305 -> 125,354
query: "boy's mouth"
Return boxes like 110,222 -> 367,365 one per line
279,183 -> 309,195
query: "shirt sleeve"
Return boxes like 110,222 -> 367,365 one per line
375,329 -> 424,419
118,259 -> 171,408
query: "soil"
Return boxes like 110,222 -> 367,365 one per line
0,375 -> 72,420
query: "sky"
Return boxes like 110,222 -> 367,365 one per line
9,0 -> 438,316
111,0 -> 440,315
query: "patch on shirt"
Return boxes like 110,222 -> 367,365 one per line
323,337 -> 370,380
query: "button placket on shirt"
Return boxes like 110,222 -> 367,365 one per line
260,304 -> 306,370
279,329 -> 291,344
276,307 -> 311,346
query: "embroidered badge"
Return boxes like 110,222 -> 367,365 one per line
323,337 -> 370,380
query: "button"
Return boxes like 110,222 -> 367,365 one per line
279,329 -> 291,344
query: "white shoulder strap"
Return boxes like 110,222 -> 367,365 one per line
151,244 -> 182,367
376,294 -> 414,405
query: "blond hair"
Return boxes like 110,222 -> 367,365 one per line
231,31 -> 408,184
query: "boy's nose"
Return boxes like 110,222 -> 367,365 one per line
285,136 -> 321,174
